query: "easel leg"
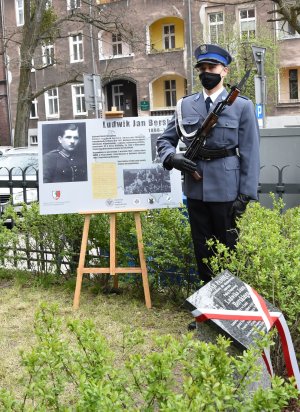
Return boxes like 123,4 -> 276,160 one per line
73,214 -> 91,309
110,213 -> 118,288
134,212 -> 152,309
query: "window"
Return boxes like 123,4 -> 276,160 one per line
45,88 -> 59,118
98,31 -> 132,59
163,25 -> 175,49
112,33 -> 122,56
70,33 -> 83,62
278,20 -> 300,39
72,84 -> 87,115
289,69 -> 298,100
164,80 -> 176,107
16,0 -> 24,26
240,9 -> 256,39
208,12 -> 224,43
30,135 -> 38,145
112,84 -> 124,110
31,58 -> 35,72
42,43 -> 54,66
30,99 -> 38,119
67,0 -> 81,9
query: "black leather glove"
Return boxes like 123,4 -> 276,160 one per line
231,194 -> 251,222
164,153 -> 197,173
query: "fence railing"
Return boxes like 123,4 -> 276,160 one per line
0,165 -> 299,209
258,164 -> 300,198
0,166 -> 39,211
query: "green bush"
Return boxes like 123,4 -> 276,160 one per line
0,204 -> 198,295
142,208 -> 197,299
0,304 -> 297,411
206,197 -> 300,376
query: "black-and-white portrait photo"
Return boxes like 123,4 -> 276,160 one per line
123,166 -> 171,195
42,122 -> 88,184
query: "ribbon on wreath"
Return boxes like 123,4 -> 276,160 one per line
192,284 -> 300,390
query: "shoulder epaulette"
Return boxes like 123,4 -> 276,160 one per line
238,95 -> 249,100
182,92 -> 198,99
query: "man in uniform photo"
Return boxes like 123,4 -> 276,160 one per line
157,44 -> 260,284
43,123 -> 87,183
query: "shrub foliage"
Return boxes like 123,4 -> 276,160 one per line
0,304 -> 297,411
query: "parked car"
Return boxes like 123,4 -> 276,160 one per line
0,147 -> 39,216
0,146 -> 13,156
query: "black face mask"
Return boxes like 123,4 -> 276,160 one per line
199,72 -> 222,90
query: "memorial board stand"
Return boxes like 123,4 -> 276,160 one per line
73,209 -> 151,309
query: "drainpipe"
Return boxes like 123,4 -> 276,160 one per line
188,0 -> 194,92
89,1 -> 99,118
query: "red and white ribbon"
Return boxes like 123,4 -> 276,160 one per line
193,284 -> 300,390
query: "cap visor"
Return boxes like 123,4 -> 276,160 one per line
195,59 -> 223,68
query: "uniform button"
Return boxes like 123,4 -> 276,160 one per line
225,122 -> 229,126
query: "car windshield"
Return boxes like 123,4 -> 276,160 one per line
0,153 -> 38,176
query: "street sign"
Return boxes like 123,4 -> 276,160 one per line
256,104 -> 263,128
256,104 -> 263,119
140,100 -> 150,111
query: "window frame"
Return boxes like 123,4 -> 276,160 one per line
164,79 -> 176,107
112,33 -> 123,56
289,69 -> 299,100
208,12 -> 224,44
15,0 -> 24,26
44,88 -> 60,118
98,31 -> 133,60
30,99 -> 38,119
239,8 -> 256,40
71,84 -> 87,116
42,42 -> 55,67
67,0 -> 81,10
69,33 -> 84,63
112,84 -> 124,111
30,135 -> 38,146
162,24 -> 175,50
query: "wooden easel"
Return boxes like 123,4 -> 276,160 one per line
73,209 -> 151,309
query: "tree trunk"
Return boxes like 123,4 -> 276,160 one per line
14,65 -> 32,147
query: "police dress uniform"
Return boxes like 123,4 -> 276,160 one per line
157,44 -> 260,282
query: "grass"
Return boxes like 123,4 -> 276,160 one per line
0,269 -> 191,397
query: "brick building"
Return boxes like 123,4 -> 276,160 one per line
0,0 -> 299,145
0,0 -> 11,146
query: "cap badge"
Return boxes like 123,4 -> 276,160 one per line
200,45 -> 207,54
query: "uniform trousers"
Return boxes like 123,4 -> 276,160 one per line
186,197 -> 238,283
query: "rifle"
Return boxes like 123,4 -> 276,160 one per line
184,70 -> 251,181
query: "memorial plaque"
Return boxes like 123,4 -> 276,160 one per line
186,270 -> 279,350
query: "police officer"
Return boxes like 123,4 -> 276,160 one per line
43,123 -> 86,183
157,44 -> 260,284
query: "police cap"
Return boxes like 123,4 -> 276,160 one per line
194,44 -> 232,67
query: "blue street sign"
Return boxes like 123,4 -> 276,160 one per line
256,104 -> 263,119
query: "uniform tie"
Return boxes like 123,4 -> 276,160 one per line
205,96 -> 212,113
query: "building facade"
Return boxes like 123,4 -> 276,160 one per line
0,0 -> 11,146
0,0 -> 299,146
